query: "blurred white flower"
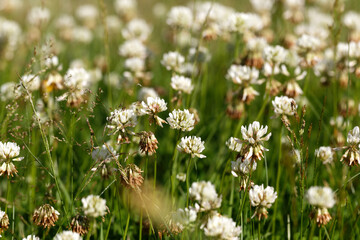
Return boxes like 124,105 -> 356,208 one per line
189,181 -> 222,211
315,146 -> 334,165
296,34 -> 321,52
82,195 -> 107,218
122,18 -> 152,41
54,231 -> 82,240
226,65 -> 260,85
174,207 -> 197,229
306,186 -> 335,226
161,51 -> 185,72
306,186 -> 335,209
21,74 -> 41,92
263,45 -> 287,65
125,57 -> 145,73
226,12 -> 263,33
23,236 -> 40,240
138,87 -> 159,101
27,7 -> 50,26
171,75 -> 193,94
203,213 -> 242,240
119,39 -> 147,59
347,126 -> 360,145
250,0 -> 274,13
114,0 -> 137,19
0,82 -> 20,101
176,172 -> 186,182
166,6 -> 193,29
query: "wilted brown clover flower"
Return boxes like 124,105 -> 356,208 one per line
32,204 -> 60,228
120,164 -> 144,190
70,214 -> 89,236
139,131 -> 158,156
0,210 -> 9,234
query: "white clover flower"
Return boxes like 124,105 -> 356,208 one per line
27,7 -> 50,26
226,12 -> 263,33
141,97 -> 167,115
272,96 -> 298,116
306,186 -> 335,226
226,137 -> 242,152
76,4 -> 98,28
249,184 -> 277,207
240,121 -> 271,161
76,4 -> 98,22
54,231 -> 82,240
0,210 -> 9,231
107,109 -> 137,132
189,181 -> 222,211
347,126 -> 360,145
119,39 -> 147,59
250,0 -> 274,13
64,68 -> 91,90
175,207 -> 197,228
167,109 -> 195,131
114,0 -> 137,19
0,0 -> 21,11
177,136 -> 206,158
166,6 -> 193,29
249,184 -> 277,220
141,97 -> 167,126
226,65 -> 260,85
0,18 -> 21,60
81,195 -> 107,218
55,14 -> 76,30
138,87 -> 159,101
231,157 -> 257,190
306,186 -> 335,209
343,11 -> 360,31
21,74 -> 41,92
246,37 -> 268,53
0,141 -> 23,177
263,45 -> 288,65
125,57 -> 145,73
161,51 -> 185,72
203,213 -> 242,240
0,82 -> 20,101
0,142 -> 21,160
296,34 -> 321,52
176,173 -> 186,182
231,157 -> 257,177
170,75 -> 193,94
315,146 -> 334,165
72,27 -> 93,43
23,236 -> 40,240
92,144 -> 116,162
122,18 -> 152,41
341,126 -> 360,166
45,56 -> 60,69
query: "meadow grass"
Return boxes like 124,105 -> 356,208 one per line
0,0 -> 360,239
